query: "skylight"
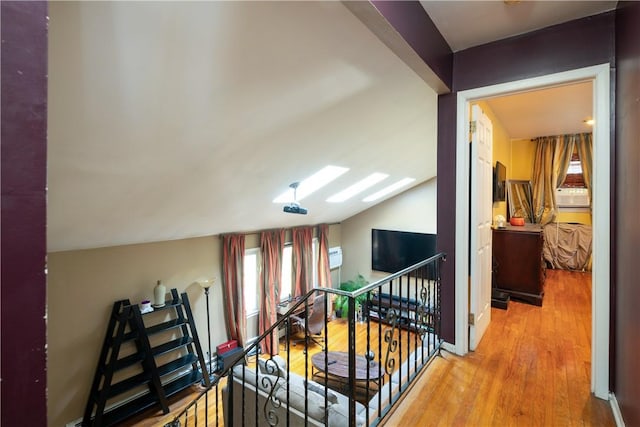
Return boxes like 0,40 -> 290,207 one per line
362,178 -> 415,202
273,165 -> 349,203
326,173 -> 388,203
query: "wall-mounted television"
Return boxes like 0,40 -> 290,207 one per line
493,161 -> 506,202
371,229 -> 437,274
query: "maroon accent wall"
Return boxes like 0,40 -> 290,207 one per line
435,93 -> 457,341
453,11 -> 615,92
614,2 -> 640,424
371,0 -> 453,90
437,13 -> 616,345
0,2 -> 48,425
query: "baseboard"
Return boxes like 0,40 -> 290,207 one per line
66,418 -> 82,427
441,341 -> 456,354
610,392 -> 625,427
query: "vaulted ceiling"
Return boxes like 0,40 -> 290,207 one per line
47,1 -> 615,252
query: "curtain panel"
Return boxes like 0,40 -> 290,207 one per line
532,134 -> 589,225
317,224 -> 333,314
532,136 -> 559,224
532,133 -> 594,224
259,229 -> 285,355
292,226 -> 314,297
576,133 -> 593,207
222,234 -> 247,346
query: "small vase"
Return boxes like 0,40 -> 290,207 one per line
153,280 -> 166,307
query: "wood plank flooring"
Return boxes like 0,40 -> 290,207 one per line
124,269 -> 614,426
387,269 -> 614,426
122,317 -> 419,426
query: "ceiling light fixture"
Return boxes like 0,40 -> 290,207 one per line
273,165 -> 348,203
584,118 -> 595,126
362,177 -> 416,202
327,173 -> 388,203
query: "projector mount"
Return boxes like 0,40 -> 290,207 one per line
283,182 -> 308,215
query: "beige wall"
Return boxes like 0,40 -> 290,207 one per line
339,178 -> 437,285
47,224 -> 341,426
474,101 -> 511,221
48,236 -> 224,426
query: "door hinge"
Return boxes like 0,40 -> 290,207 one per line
469,120 -> 477,134
468,313 -> 475,326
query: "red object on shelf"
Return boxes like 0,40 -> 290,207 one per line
216,340 -> 238,355
510,217 -> 525,226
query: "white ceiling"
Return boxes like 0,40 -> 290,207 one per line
47,1 -> 438,252
420,1 -> 616,52
485,81 -> 594,140
46,1 -> 611,252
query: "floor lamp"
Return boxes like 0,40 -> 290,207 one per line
199,279 -> 215,383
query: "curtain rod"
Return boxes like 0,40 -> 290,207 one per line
219,222 -> 341,238
530,131 -> 592,141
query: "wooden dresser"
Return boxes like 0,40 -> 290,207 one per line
492,224 -> 545,306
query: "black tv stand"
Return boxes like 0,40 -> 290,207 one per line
364,292 -> 434,332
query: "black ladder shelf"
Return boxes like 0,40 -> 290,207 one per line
83,288 -> 210,426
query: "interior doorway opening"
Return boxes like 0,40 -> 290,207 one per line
454,64 -> 611,400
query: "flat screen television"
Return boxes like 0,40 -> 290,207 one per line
371,229 -> 437,274
493,161 -> 506,202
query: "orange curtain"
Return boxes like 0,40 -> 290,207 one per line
221,234 -> 246,346
317,224 -> 333,314
292,226 -> 313,297
259,229 -> 285,355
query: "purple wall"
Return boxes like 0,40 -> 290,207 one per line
371,0 -> 453,90
437,12 -> 616,344
435,93 -> 457,341
453,12 -> 615,92
614,2 -> 640,424
0,2 -> 48,425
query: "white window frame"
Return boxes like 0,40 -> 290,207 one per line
245,238 -> 320,315
280,238 -> 319,301
280,244 -> 293,302
243,248 -> 260,317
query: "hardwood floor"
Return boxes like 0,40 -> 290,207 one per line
388,269 -> 614,426
122,316 -> 420,426
124,269 -> 614,426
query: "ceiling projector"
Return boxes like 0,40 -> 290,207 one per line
282,182 -> 308,215
283,203 -> 307,215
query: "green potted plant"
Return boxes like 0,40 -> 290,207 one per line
333,274 -> 369,319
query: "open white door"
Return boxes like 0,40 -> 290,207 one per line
469,104 -> 493,350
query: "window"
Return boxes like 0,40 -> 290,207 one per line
280,245 -> 293,301
243,248 -> 260,316
280,238 -> 319,302
561,148 -> 585,188
244,238 -> 320,314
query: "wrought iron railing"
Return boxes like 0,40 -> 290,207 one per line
165,253 -> 445,427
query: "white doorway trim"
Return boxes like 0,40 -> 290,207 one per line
454,63 -> 610,399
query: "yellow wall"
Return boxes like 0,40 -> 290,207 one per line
556,211 -> 592,224
510,138 -> 536,180
473,101 -> 511,220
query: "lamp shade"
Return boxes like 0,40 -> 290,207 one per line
198,278 -> 215,289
